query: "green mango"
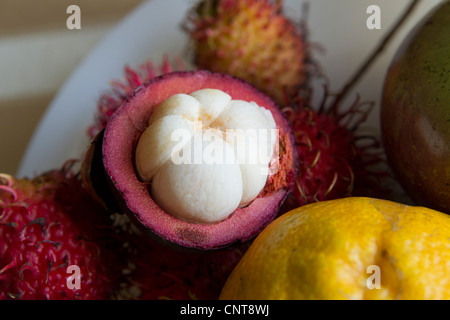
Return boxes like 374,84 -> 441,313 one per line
381,1 -> 450,213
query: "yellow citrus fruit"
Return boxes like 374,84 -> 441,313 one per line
220,197 -> 450,300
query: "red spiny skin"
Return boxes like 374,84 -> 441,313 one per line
282,94 -> 387,210
184,0 -> 308,106
120,234 -> 248,300
0,164 -> 122,300
88,56 -> 184,139
287,108 -> 356,206
183,0 -> 388,208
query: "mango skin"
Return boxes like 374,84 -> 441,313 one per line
381,1 -> 450,214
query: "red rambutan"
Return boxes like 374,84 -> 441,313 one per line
88,56 -> 185,139
116,227 -> 248,300
0,162 -> 124,300
282,88 -> 388,209
183,0 -> 309,106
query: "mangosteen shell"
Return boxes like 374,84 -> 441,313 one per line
85,70 -> 298,250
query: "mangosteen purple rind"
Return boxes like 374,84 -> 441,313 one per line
85,70 -> 298,250
81,129 -> 122,214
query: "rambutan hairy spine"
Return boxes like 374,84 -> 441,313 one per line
183,0 -> 312,106
87,55 -> 185,139
281,0 -> 422,209
282,85 -> 389,208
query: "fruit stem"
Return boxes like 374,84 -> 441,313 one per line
330,0 -> 422,111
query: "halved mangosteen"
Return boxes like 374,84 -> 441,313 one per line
84,70 -> 297,250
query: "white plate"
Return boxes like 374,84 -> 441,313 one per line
18,0 -> 443,178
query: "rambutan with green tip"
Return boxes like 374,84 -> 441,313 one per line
183,0 -> 309,106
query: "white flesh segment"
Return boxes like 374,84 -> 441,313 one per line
239,162 -> 270,207
213,100 -> 276,130
219,100 -> 277,166
135,115 -> 194,182
226,130 -> 269,207
135,89 -> 277,223
151,130 -> 243,224
149,93 -> 200,125
212,100 -> 277,160
189,89 -> 232,126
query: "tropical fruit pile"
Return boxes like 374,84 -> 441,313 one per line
1,0 -> 449,300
